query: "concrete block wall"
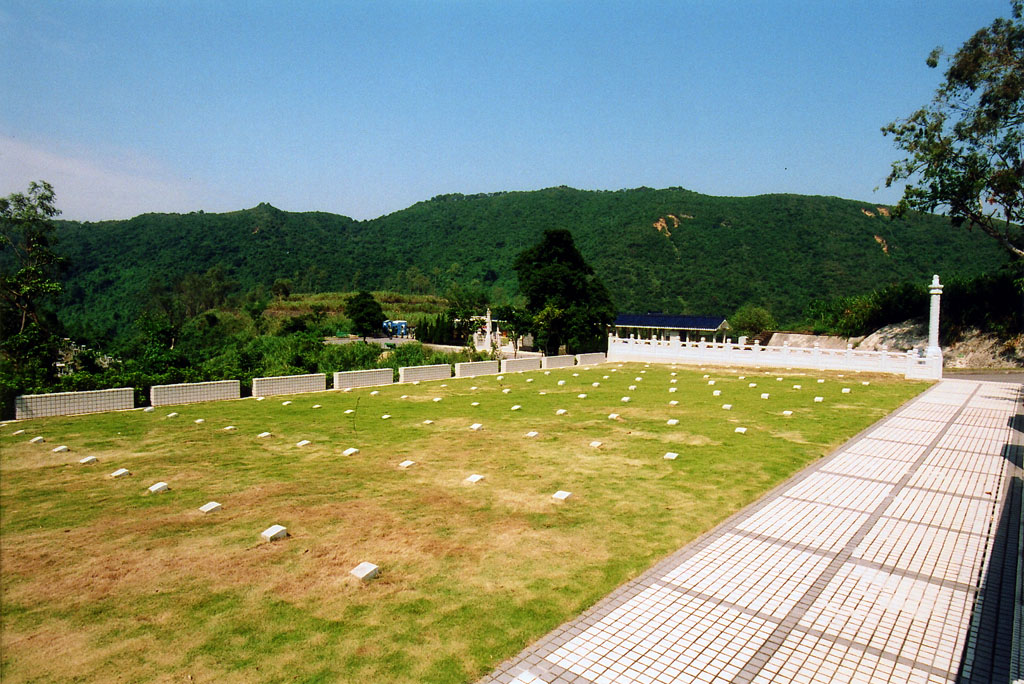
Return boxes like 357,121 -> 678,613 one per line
575,352 -> 607,366
151,380 -> 241,407
252,373 -> 327,397
454,360 -> 500,378
15,387 -> 134,420
399,364 -> 451,383
333,368 -> 394,390
501,357 -> 542,373
541,355 -> 575,369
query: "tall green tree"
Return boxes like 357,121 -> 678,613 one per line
0,181 -> 65,416
883,1 -> 1023,258
346,291 -> 385,340
513,229 -> 615,354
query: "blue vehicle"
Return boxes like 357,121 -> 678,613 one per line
382,319 -> 408,337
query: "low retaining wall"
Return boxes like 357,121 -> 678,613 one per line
575,352 -> 607,366
541,355 -> 575,369
501,357 -> 542,373
15,387 -> 134,420
399,364 -> 451,383
606,337 -> 942,380
252,373 -> 326,397
454,360 -> 500,378
333,368 -> 394,390
151,380 -> 241,407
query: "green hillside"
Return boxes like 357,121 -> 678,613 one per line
55,187 -> 1009,342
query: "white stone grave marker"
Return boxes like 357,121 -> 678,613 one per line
465,474 -> 485,484
670,379 -> 678,384
29,436 -> 44,444
52,445 -> 68,453
669,387 -> 678,393
552,490 -> 572,502
256,396 -> 265,401
422,419 -> 434,425
343,447 -> 360,456
734,427 -> 747,434
526,378 -> 534,383
667,419 -> 679,426
12,429 -> 25,435
793,384 -> 802,389
79,456 -> 97,465
669,400 -> 679,406
194,419 -> 205,424
344,409 -> 355,414
261,525 -> 288,542
592,382 -> 600,387
748,383 -> 757,388
628,385 -> 637,391
814,396 -> 824,402
470,386 -> 478,390
258,431 -> 272,438
433,397 -> 442,402
502,388 -> 511,394
782,410 -> 793,416
282,401 -> 292,406
400,395 -> 409,399
511,405 -> 522,411
577,393 -> 587,399
708,380 -> 716,386
664,452 -> 679,460
381,414 -> 391,420
148,481 -> 169,494
590,441 -> 602,448
761,393 -> 770,399
555,409 -> 568,415
608,413 -> 620,420
312,405 -> 321,409
722,404 -> 732,410
470,402 -> 480,407
842,388 -> 851,394
817,379 -> 824,383
199,501 -> 221,514
351,561 -> 380,580
398,460 -> 415,469
296,439 -> 311,447
470,423 -> 483,431
497,375 -> 504,380
167,412 -> 179,418
110,468 -> 130,478
712,390 -> 721,396
525,431 -> 539,438
143,407 -> 155,413
621,397 -> 630,403
557,380 -> 566,386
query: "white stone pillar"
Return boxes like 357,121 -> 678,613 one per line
927,275 -> 943,357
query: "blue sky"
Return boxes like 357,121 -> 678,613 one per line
0,1 -> 1011,221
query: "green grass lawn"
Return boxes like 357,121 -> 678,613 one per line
0,363 -> 930,683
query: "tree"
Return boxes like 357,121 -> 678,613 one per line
346,291 -> 385,340
493,304 -> 533,356
513,229 -> 615,354
883,1 -> 1023,259
0,181 -> 65,417
730,304 -> 777,341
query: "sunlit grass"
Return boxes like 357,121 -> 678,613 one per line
0,363 -> 929,683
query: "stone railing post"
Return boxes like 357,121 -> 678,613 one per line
927,274 -> 943,358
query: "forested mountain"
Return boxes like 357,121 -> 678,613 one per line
56,187 -> 1009,343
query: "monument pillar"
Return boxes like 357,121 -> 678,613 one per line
927,275 -> 943,357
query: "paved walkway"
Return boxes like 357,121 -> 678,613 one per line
480,380 -> 1023,684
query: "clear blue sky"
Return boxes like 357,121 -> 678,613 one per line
0,0 -> 1011,221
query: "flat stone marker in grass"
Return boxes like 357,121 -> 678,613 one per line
511,405 -> 522,411
312,405 -> 321,409
603,375 -> 610,379
842,388 -> 851,394
497,375 -> 504,380
552,490 -> 572,502
465,474 -> 485,484
526,378 -> 534,383
422,419 -> 434,425
777,377 -> 783,381
433,397 -> 443,402
664,452 -> 679,460
110,468 -> 130,478
470,386 -> 478,390
735,427 -> 747,434
344,409 -> 355,414
296,440 -> 311,447
370,391 -> 379,396
343,447 -> 360,456
669,400 -> 679,406
782,410 -> 793,416
148,481 -> 169,494
667,419 -> 679,426
470,423 -> 483,431
261,525 -> 288,542
224,426 -> 236,431
52,445 -> 68,453
592,382 -> 600,387
590,441 -> 603,448
525,431 -> 539,438
502,388 -> 511,394
621,397 -> 631,403
628,385 -> 637,391
703,374 -> 709,378
194,419 -> 205,424
556,409 -> 568,415
669,387 -> 678,393
400,395 -> 409,399
257,431 -> 272,438
713,390 -> 721,396
256,396 -> 265,401
748,383 -> 757,388
79,456 -> 97,465
29,436 -> 44,444
12,429 -> 25,435
398,460 -> 415,469
793,384 -> 802,389
381,414 -> 392,420
862,381 -> 870,386
761,393 -> 770,399
573,373 -> 580,377
670,379 -> 678,384
608,413 -> 620,420
199,501 -> 221,514
814,396 -> 824,403
143,407 -> 155,413
722,404 -> 732,410
817,379 -> 825,383
282,401 -> 292,406
539,391 -> 547,395
577,393 -> 588,399
471,402 -> 480,407
557,380 -> 566,386
635,377 -> 643,382
708,380 -> 716,386
167,412 -> 179,418
350,562 -> 380,581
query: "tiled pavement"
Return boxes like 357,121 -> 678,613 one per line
479,380 -> 1023,684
